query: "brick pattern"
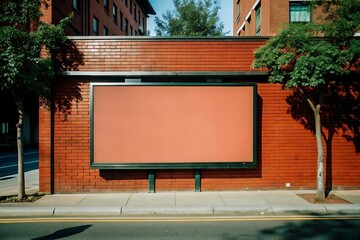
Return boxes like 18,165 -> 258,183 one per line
74,39 -> 265,72
39,39 -> 360,193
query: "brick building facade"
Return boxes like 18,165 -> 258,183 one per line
42,0 -> 155,36
233,0 -> 317,36
39,37 -> 360,193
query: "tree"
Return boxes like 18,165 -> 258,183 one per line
253,0 -> 359,200
154,0 -> 226,36
0,0 -> 72,199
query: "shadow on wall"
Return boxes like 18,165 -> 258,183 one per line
40,39 -> 84,119
286,77 -> 360,194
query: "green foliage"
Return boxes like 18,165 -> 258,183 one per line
154,0 -> 226,36
0,0 -> 71,101
253,0 -> 359,91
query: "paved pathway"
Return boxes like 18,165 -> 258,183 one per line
1,170 -> 360,217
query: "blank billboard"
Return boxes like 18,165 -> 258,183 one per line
90,83 -> 257,169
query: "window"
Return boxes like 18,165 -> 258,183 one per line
130,25 -> 133,36
125,0 -> 128,7
134,3 -> 137,20
104,0 -> 109,12
120,11 -> 124,29
255,4 -> 261,36
125,18 -> 129,35
113,3 -> 118,24
236,0 -> 240,21
72,0 -> 80,12
138,10 -> 140,23
290,2 -> 310,22
135,30 -> 137,36
103,26 -> 108,36
2,123 -> 8,134
93,17 -> 99,36
130,0 -> 132,13
142,17 -> 145,34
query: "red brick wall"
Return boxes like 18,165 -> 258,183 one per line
39,38 -> 360,193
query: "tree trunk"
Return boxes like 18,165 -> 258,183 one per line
306,98 -> 325,201
314,105 -> 325,200
16,102 -> 25,200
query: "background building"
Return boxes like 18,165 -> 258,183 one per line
43,0 -> 156,36
233,0 -> 314,36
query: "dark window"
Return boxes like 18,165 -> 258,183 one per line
125,18 -> 129,35
120,11 -> 124,29
138,10 -> 140,23
93,17 -> 99,36
130,0 -> 132,13
255,4 -> 261,36
73,0 -> 80,12
135,30 -> 137,36
125,0 -> 128,7
290,2 -> 310,22
130,25 -> 133,35
236,0 -> 240,21
134,4 -> 137,20
104,0 -> 109,12
103,26 -> 108,36
113,3 -> 118,24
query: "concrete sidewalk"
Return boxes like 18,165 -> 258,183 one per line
1,170 -> 360,217
1,190 -> 360,217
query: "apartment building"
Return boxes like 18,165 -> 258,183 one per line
233,0 -> 314,36
47,0 -> 155,36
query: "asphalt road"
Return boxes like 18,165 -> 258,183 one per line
0,149 -> 38,178
0,216 -> 360,240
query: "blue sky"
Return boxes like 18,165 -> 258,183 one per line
147,0 -> 233,36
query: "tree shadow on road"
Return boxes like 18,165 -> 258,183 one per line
259,218 -> 360,239
31,224 -> 92,240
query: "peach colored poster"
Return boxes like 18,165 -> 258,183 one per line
92,84 -> 255,164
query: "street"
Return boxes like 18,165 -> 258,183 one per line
0,216 -> 360,239
0,149 -> 38,178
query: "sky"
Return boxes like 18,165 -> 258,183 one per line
147,0 -> 233,36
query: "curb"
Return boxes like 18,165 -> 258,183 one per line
1,205 -> 360,217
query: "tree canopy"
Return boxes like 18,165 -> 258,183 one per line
253,0 -> 359,200
0,0 -> 74,199
154,0 -> 226,36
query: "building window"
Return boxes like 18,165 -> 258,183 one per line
130,0 -> 132,14
130,25 -> 133,36
104,0 -> 109,12
138,10 -> 140,23
125,0 -> 128,7
113,3 -> 118,24
103,26 -> 108,36
135,30 -> 137,36
120,11 -> 124,29
72,0 -> 80,12
125,18 -> 129,35
290,2 -> 310,22
2,123 -> 8,134
236,0 -> 240,21
93,17 -> 99,36
134,3 -> 137,21
142,17 -> 145,34
255,4 -> 261,36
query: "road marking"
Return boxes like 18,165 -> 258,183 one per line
0,152 -> 38,159
0,160 -> 38,170
1,216 -> 360,224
